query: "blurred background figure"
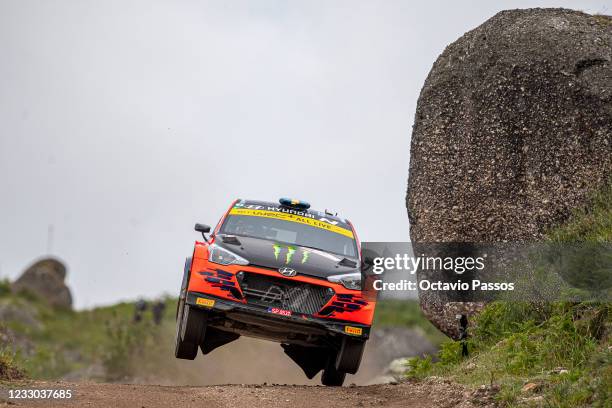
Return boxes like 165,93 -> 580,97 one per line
152,300 -> 166,325
133,299 -> 148,323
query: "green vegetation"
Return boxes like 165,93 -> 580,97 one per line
1,294 -> 444,381
593,14 -> 612,27
0,279 -> 11,296
0,347 -> 24,382
100,303 -> 183,382
0,184 -> 609,400
407,302 -> 610,406
405,184 -> 612,407
548,183 -> 612,243
0,292 -> 178,381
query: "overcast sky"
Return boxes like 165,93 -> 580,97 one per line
1,0 -> 608,308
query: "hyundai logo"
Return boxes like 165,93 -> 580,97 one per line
278,267 -> 297,277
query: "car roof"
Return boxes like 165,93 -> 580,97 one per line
235,199 -> 351,226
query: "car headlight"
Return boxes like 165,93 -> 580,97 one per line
327,272 -> 362,290
208,244 -> 249,266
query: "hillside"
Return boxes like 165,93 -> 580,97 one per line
404,184 -> 612,406
0,285 -> 442,385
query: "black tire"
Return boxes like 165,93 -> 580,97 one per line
182,303 -> 207,342
175,301 -> 207,359
175,256 -> 207,360
176,257 -> 192,319
321,353 -> 346,386
174,296 -> 199,359
335,337 -> 366,374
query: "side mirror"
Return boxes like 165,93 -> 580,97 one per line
195,223 -> 211,233
194,223 -> 211,241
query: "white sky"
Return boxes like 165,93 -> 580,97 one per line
1,0 -> 608,308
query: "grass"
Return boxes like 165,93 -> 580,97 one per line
404,183 -> 612,407
548,183 -> 612,243
2,295 -> 445,381
407,302 -> 610,406
592,14 -> 612,27
0,292 -> 178,381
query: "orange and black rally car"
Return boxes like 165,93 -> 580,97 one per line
175,198 -> 376,386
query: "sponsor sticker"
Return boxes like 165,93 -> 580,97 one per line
196,298 -> 215,308
229,208 -> 354,239
267,307 -> 292,316
344,326 -> 363,336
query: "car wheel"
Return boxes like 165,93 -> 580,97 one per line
174,296 -> 199,359
175,257 -> 201,359
335,337 -> 366,374
181,303 -> 207,343
321,352 -> 346,386
176,257 -> 192,319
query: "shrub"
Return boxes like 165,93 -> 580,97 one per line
0,347 -> 24,381
101,310 -> 166,381
0,279 -> 11,297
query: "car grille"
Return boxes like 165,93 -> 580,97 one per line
238,272 -> 334,315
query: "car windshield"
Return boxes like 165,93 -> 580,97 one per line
219,213 -> 358,258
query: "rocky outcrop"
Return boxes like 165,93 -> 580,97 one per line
406,9 -> 612,338
12,258 -> 73,309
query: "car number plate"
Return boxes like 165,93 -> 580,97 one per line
267,307 -> 292,316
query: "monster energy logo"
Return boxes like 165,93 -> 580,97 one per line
273,244 -> 310,264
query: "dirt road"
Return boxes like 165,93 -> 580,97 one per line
0,379 -> 498,408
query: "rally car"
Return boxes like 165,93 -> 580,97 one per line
174,198 -> 376,386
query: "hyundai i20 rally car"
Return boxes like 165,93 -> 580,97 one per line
175,198 -> 376,386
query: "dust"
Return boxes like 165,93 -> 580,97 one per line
136,335 -> 384,386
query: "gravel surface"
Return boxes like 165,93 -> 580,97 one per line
0,378 -> 499,408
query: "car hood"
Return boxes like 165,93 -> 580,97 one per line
215,235 -> 360,279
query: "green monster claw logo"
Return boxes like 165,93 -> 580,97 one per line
273,244 -> 310,265
286,246 -> 296,264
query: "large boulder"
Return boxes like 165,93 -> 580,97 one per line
12,258 -> 73,309
406,9 -> 611,338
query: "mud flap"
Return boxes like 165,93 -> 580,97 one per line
281,344 -> 328,379
200,327 -> 240,355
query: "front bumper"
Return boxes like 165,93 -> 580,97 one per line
187,252 -> 376,326
186,291 -> 371,340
